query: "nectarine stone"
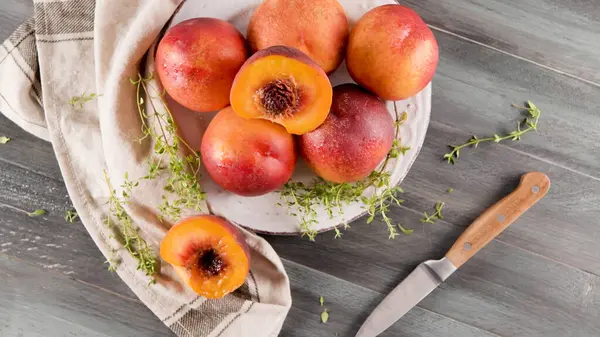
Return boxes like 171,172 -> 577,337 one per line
346,4 -> 439,100
230,46 -> 332,135
299,84 -> 395,183
201,106 -> 297,196
247,0 -> 349,74
156,18 -> 248,112
160,215 -> 250,299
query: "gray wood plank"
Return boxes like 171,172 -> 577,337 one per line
1,0 -> 600,336
0,254 -> 174,337
281,259 -> 501,337
424,29 -> 600,178
0,0 -> 32,42
402,0 -> 600,85
0,117 -> 61,180
0,154 -> 139,298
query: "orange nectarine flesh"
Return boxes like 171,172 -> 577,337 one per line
160,216 -> 250,299
230,46 -> 332,135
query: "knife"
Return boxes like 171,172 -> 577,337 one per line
355,172 -> 551,337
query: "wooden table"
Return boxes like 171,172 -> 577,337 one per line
1,1 -> 599,336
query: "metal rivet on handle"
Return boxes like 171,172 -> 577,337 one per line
464,242 -> 472,251
497,214 -> 505,223
532,185 -> 540,193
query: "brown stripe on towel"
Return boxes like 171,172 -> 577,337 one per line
34,0 -> 95,35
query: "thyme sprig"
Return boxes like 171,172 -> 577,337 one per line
444,101 -> 541,164
420,202 -> 445,224
280,104 -> 412,240
65,209 -> 79,223
69,92 -> 101,108
103,170 -> 157,281
131,73 -> 206,221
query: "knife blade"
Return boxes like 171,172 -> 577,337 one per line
355,172 -> 551,337
355,257 -> 456,337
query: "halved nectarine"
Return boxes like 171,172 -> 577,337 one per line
230,45 -> 332,135
160,215 -> 250,299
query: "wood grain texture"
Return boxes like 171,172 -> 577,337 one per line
402,0 -> 600,85
0,254 -> 174,337
0,0 -> 32,41
446,172 -> 550,267
2,0 -> 600,336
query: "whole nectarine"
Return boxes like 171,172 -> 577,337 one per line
346,4 -> 438,100
247,0 -> 349,74
299,84 -> 394,183
201,106 -> 297,196
156,18 -> 248,112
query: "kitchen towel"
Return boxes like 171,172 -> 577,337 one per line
0,0 -> 292,336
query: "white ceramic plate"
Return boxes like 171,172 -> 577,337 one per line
165,0 -> 432,235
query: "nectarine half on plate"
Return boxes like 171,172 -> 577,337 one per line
160,0 -> 432,236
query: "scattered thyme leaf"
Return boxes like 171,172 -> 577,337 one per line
398,223 -> 414,235
321,309 -> 329,323
320,296 -> 325,306
64,209 -> 79,223
69,92 -> 101,108
443,101 -> 541,164
420,202 -> 445,224
0,136 -> 11,144
447,188 -> 454,193
27,209 -> 46,217
279,104 -> 410,240
103,170 -> 157,281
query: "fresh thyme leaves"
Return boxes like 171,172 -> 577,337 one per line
321,309 -> 329,323
446,188 -> 454,193
131,73 -> 205,221
27,209 -> 46,217
103,170 -> 157,281
69,92 -> 101,108
444,101 -> 541,164
0,136 -> 11,144
320,296 -> 325,306
64,209 -> 79,223
420,202 -> 445,224
280,105 -> 412,240
105,259 -> 117,272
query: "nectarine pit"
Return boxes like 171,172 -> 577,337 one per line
257,79 -> 298,118
189,248 -> 225,276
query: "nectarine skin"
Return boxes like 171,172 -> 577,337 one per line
346,5 -> 439,100
201,106 -> 297,196
230,46 -> 333,135
160,215 -> 250,299
299,84 -> 394,183
156,18 -> 248,112
247,0 -> 349,74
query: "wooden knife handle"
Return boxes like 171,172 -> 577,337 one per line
445,172 -> 550,268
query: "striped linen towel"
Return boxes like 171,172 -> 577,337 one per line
0,0 -> 292,336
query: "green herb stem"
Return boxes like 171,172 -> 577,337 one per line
420,202 -> 445,224
103,170 -> 157,280
69,92 -> 101,108
444,101 -> 541,164
132,73 -> 206,221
